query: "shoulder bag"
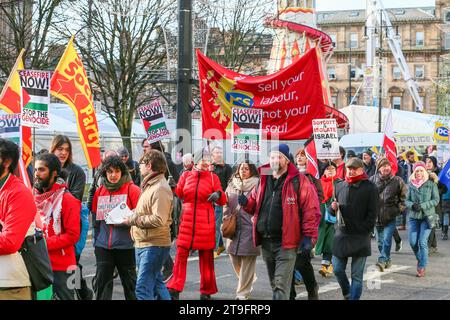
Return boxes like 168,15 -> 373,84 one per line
19,229 -> 54,292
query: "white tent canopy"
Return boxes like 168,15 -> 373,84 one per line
340,105 -> 449,135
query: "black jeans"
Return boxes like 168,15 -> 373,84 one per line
290,250 -> 318,299
393,228 -> 402,244
75,255 -> 92,300
53,271 -> 76,300
428,228 -> 437,248
94,247 -> 137,300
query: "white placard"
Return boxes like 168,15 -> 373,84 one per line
312,118 -> 340,160
105,202 -> 134,225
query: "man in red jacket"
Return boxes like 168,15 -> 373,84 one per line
34,153 -> 80,300
238,144 -> 320,300
0,139 -> 36,300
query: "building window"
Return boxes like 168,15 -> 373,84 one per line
445,33 -> 450,50
350,33 -> 358,48
350,67 -> 356,79
328,67 -> 336,80
392,96 -> 401,109
331,95 -> 338,108
330,34 -> 337,48
446,10 -> 450,22
415,65 -> 425,79
416,31 -> 424,47
393,66 -> 401,79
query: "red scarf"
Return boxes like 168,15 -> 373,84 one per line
345,172 -> 369,184
320,176 -> 335,203
34,179 -> 67,236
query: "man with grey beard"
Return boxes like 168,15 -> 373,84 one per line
238,144 -> 320,300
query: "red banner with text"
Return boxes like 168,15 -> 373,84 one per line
197,48 -> 326,140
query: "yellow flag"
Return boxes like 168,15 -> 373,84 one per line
434,122 -> 449,142
50,36 -> 101,168
0,49 -> 33,168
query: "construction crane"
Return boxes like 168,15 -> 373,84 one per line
365,0 -> 424,112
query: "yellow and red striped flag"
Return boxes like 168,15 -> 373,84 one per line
50,36 -> 101,169
0,49 -> 33,188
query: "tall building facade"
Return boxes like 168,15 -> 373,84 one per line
317,0 -> 450,114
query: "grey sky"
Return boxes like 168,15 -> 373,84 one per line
316,0 -> 436,11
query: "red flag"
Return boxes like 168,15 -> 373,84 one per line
0,49 -> 33,168
291,40 -> 300,63
280,40 -> 287,69
383,108 -> 398,175
305,139 -> 319,179
197,48 -> 326,140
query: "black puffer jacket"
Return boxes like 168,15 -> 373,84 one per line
370,173 -> 407,227
363,159 -> 376,177
213,163 -> 233,193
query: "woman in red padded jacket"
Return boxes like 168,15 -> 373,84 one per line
167,148 -> 227,300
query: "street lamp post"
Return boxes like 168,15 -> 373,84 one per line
364,9 -> 399,133
348,40 -> 352,105
176,0 -> 193,154
378,9 -> 383,133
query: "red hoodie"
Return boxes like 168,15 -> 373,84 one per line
36,183 -> 81,271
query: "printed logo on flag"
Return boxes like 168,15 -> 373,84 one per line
137,100 -> 170,144
19,70 -> 51,128
434,122 -> 449,142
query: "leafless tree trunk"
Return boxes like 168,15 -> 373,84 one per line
0,0 -> 63,85
195,0 -> 274,73
57,0 -> 175,157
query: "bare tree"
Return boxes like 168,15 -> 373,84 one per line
195,0 -> 274,73
0,0 -> 64,85
57,0 -> 176,156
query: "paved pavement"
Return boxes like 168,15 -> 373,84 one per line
79,228 -> 450,300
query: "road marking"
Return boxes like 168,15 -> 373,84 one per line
296,264 -> 410,298
188,253 -> 229,262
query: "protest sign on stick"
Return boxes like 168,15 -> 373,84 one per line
19,70 -> 51,129
137,100 -> 171,144
231,107 -> 262,155
312,118 -> 340,160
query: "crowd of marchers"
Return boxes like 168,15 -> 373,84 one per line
0,136 -> 448,300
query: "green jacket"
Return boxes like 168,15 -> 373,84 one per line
406,179 -> 439,223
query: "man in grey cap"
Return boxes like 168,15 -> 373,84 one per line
238,144 -> 320,300
118,146 -> 141,186
329,157 -> 379,300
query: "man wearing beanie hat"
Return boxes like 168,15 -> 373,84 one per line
370,158 -> 407,272
328,157 -> 378,300
238,143 -> 321,300
117,146 -> 141,186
